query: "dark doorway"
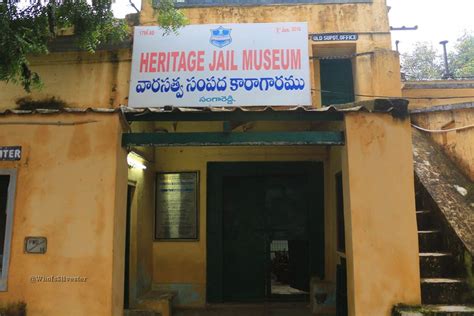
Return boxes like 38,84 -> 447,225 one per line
222,176 -> 266,301
320,59 -> 355,106
0,175 -> 10,271
207,162 -> 324,303
124,184 -> 135,309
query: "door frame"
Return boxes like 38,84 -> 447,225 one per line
206,161 -> 325,303
124,182 -> 136,309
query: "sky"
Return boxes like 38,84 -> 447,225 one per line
387,0 -> 473,55
112,0 -> 473,55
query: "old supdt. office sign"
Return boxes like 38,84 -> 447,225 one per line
129,23 -> 311,107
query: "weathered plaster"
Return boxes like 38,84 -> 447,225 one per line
0,113 -> 127,316
342,112 -> 421,315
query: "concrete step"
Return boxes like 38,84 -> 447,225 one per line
124,309 -> 161,316
416,210 -> 436,231
393,304 -> 474,316
421,278 -> 470,305
419,253 -> 456,278
419,230 -> 444,253
174,303 -> 312,316
136,290 -> 177,316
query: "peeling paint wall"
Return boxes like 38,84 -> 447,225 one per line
141,0 -> 390,34
0,49 -> 132,110
0,113 -> 127,316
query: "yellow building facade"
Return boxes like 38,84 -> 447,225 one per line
0,0 -> 422,315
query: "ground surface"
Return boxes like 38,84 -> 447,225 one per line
174,303 -> 312,316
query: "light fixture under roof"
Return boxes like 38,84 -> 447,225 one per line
127,151 -> 147,170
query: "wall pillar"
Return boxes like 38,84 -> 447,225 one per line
342,112 -> 421,315
353,50 -> 402,101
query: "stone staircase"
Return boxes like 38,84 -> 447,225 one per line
416,209 -> 472,306
393,208 -> 474,315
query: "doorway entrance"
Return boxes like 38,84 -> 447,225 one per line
207,162 -> 324,303
124,184 -> 135,309
320,59 -> 355,106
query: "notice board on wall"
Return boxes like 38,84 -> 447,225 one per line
128,22 -> 311,107
155,172 -> 199,240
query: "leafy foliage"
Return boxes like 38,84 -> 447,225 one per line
0,0 -> 186,92
401,32 -> 474,81
401,42 -> 444,80
0,0 -> 128,92
157,0 -> 187,35
450,33 -> 474,79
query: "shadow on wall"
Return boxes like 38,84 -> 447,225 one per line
0,301 -> 26,316
15,97 -> 67,111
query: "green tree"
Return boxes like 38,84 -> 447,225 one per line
401,33 -> 474,81
401,42 -> 444,80
450,32 -> 474,79
0,0 -> 186,92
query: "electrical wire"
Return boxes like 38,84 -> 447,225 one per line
0,120 -> 97,126
311,89 -> 474,100
411,123 -> 474,133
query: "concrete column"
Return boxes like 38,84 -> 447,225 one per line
342,112 -> 421,315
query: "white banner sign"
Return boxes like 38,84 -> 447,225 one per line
128,22 -> 311,107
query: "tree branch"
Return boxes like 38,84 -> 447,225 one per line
128,0 -> 139,13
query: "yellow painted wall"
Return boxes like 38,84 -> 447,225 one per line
411,109 -> 474,181
152,145 -> 331,306
0,112 -> 128,316
141,0 -> 391,34
402,81 -> 474,109
0,49 -> 132,110
342,112 -> 421,316
402,80 -> 474,181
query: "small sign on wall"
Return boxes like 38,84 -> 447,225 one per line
155,172 -> 199,240
24,237 -> 47,254
0,146 -> 21,161
311,33 -> 359,42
